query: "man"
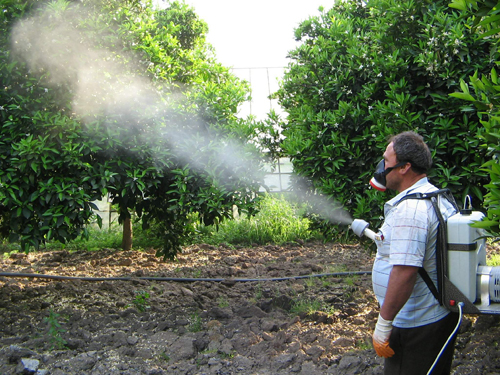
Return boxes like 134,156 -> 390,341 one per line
370,131 -> 459,375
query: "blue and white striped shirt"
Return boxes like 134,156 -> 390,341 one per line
372,178 -> 457,328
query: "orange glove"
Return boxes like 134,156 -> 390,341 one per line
372,314 -> 395,358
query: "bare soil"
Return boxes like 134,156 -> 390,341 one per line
0,241 -> 500,374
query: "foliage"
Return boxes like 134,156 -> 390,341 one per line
188,311 -> 203,332
43,309 -> 67,350
0,0 -> 263,257
251,110 -> 287,165
197,194 -> 314,246
489,252 -> 500,267
276,0 -> 495,233
131,290 -> 150,312
0,1 -> 105,250
447,0 -> 500,237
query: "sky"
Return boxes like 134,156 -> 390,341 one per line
173,0 -> 332,119
182,0 -> 329,68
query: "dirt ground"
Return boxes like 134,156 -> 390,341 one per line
0,241 -> 500,374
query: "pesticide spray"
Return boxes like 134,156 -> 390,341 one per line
9,2 -> 262,186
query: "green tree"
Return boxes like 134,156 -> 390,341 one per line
447,0 -> 500,237
276,0 -> 495,233
0,0 -> 263,257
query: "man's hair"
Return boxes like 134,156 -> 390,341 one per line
389,131 -> 432,174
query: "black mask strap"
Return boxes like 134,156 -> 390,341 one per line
384,161 -> 408,176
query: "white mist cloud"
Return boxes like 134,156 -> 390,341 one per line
9,2 -> 353,224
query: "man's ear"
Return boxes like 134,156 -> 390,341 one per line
400,162 -> 412,174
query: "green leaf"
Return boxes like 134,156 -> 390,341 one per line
471,220 -> 499,228
449,92 -> 476,101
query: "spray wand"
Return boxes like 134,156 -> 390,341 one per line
350,219 -> 384,242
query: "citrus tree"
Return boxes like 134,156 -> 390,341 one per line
0,0 -> 263,257
275,0 -> 495,234
447,0 -> 500,237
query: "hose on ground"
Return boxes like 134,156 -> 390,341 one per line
0,271 -> 371,283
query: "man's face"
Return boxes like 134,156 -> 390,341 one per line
383,142 -> 400,191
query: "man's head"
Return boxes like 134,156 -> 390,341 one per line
389,131 -> 432,175
370,131 -> 431,192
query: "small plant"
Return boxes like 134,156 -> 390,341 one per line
355,338 -> 372,351
217,296 -> 229,308
188,312 -> 203,332
304,277 -> 317,288
320,277 -> 331,288
344,275 -> 359,287
159,352 -> 170,362
193,269 -> 202,278
219,351 -> 236,359
43,309 -> 67,350
254,283 -> 263,300
290,297 -> 324,316
132,290 -> 150,312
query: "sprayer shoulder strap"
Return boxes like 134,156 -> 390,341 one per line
417,266 -> 440,302
394,188 -> 457,305
396,189 -> 458,208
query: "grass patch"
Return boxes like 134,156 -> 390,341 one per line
488,253 -> 500,267
290,297 -> 324,316
196,194 -> 314,246
1,194 -> 321,254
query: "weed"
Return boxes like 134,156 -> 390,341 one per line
159,352 -> 170,362
355,338 -> 372,351
188,312 -> 203,332
327,264 -> 348,273
193,269 -> 202,278
344,275 -> 359,286
44,309 -> 67,350
304,277 -> 316,288
320,277 -> 331,288
290,297 -> 323,316
219,351 -> 236,359
217,296 -> 229,308
254,283 -> 263,300
132,290 -> 150,312
200,349 -> 217,355
196,194 -> 314,246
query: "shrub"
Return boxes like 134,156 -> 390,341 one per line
275,0 -> 494,234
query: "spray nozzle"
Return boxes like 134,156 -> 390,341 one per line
351,219 -> 384,242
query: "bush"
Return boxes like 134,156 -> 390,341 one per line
275,0 -> 494,234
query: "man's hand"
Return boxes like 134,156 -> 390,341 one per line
372,314 -> 395,358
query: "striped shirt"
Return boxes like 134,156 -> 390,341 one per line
372,178 -> 457,328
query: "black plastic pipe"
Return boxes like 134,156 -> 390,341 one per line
0,271 -> 371,283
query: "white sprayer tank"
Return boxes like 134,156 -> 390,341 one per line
447,210 -> 486,303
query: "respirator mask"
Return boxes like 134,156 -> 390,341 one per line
369,159 -> 407,192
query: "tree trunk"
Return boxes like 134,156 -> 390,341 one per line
122,217 -> 133,250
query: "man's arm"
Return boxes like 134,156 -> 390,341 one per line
372,264 -> 419,357
380,265 -> 419,320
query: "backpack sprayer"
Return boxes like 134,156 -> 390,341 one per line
351,192 -> 500,315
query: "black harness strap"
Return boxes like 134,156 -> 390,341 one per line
395,189 -> 458,305
418,267 -> 440,302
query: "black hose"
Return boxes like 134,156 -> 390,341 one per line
0,271 -> 371,283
